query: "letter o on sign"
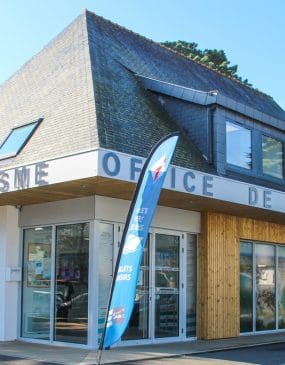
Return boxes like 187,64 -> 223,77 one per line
102,152 -> 120,176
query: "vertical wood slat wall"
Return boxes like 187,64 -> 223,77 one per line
198,212 -> 285,340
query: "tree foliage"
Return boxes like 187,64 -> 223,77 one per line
161,40 -> 252,86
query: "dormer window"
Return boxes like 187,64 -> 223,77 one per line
0,118 -> 42,160
226,121 -> 252,170
225,118 -> 285,184
262,135 -> 283,179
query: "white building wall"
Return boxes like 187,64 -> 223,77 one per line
19,196 -> 96,227
0,206 -> 20,341
95,196 -> 200,233
20,195 -> 200,233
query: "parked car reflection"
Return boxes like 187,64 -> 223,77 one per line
56,290 -> 88,323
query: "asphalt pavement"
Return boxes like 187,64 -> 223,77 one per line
108,343 -> 285,365
0,354 -> 61,365
1,336 -> 285,365
1,342 -> 285,365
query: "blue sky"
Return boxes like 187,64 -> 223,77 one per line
1,0 -> 284,109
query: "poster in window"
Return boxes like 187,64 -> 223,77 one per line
27,243 -> 51,287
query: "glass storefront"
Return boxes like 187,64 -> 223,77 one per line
240,240 -> 285,333
99,225 -> 197,344
22,221 -> 197,346
21,223 -> 89,344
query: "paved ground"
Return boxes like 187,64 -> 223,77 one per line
0,354 -> 61,365
192,343 -> 285,365
1,343 -> 285,365
109,343 -> 285,365
1,334 -> 285,364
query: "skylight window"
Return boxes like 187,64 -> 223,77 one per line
0,118 -> 42,160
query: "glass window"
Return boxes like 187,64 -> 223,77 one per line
186,234 -> 197,337
226,121 -> 252,169
21,227 -> 52,340
98,223 -> 114,343
21,223 -> 89,345
54,223 -> 89,344
240,241 -> 253,333
262,135 -> 283,179
123,237 -> 150,341
155,234 -> 180,338
278,247 -> 285,329
0,119 -> 42,159
256,244 -> 275,331
239,241 -> 285,334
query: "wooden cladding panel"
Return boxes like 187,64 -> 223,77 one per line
199,213 -> 285,340
238,218 -> 285,243
199,212 -> 239,339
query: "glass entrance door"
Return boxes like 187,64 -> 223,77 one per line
122,232 -> 182,343
122,239 -> 150,341
154,233 -> 180,338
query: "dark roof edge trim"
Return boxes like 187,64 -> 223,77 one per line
137,74 -> 218,105
137,74 -> 285,131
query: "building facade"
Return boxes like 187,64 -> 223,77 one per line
0,9 -> 285,348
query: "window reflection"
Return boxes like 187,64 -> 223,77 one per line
123,239 -> 150,341
262,135 -> 283,179
98,223 -> 114,343
226,121 -> 252,169
155,234 -> 179,338
0,119 -> 41,159
186,234 -> 197,337
240,241 -> 253,333
278,247 -> 285,329
21,227 -> 52,339
255,244 -> 276,331
55,223 -> 89,344
239,242 -> 285,334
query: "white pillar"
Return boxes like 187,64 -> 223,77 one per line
0,206 -> 20,341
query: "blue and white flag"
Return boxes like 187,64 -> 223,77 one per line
100,132 -> 179,350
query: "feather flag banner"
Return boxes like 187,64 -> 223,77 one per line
98,133 -> 179,355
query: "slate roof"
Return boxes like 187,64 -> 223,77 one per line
86,11 -> 285,122
85,10 -> 285,169
0,13 -> 97,167
0,10 -> 284,174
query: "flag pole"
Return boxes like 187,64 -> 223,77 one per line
97,132 -> 179,364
